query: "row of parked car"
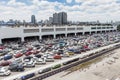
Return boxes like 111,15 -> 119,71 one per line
0,32 -> 120,78
15,43 -> 120,80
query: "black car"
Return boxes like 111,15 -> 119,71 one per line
8,62 -> 24,72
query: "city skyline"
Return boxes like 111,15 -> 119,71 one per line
0,0 -> 120,22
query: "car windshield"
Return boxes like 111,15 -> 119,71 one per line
24,59 -> 30,62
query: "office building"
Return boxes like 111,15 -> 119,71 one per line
31,15 -> 36,24
53,12 -> 67,25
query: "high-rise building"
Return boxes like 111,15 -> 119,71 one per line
52,12 -> 67,25
31,15 -> 36,24
53,13 -> 59,25
58,12 -> 67,25
49,17 -> 53,24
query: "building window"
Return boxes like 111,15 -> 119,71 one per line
56,28 -> 65,31
67,28 -> 75,31
42,29 -> 54,32
111,27 -> 113,29
102,27 -> 106,29
77,28 -> 83,30
97,27 -> 101,29
91,27 -> 96,29
24,29 -> 39,33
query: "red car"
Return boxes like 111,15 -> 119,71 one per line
53,54 -> 61,59
0,46 -> 5,50
27,48 -> 33,51
32,50 -> 40,54
0,61 -> 11,66
25,51 -> 32,56
14,53 -> 23,58
48,44 -> 53,47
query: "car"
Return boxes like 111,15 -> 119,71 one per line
25,51 -> 32,56
0,46 -> 5,50
52,64 -> 61,69
53,54 -> 62,59
14,58 -> 23,63
44,56 -> 54,62
14,53 -> 23,58
27,47 -> 33,51
61,53 -> 70,57
21,73 -> 35,80
8,62 -> 24,72
74,49 -> 81,54
0,67 -> 11,76
80,48 -> 86,52
34,54 -> 42,58
4,54 -> 13,60
23,56 -> 35,67
0,61 -> 11,66
38,67 -> 51,74
35,58 -> 46,65
66,51 -> 74,55
0,56 -> 4,61
0,52 -> 7,56
32,50 -> 40,54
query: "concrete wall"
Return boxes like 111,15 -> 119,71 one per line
0,25 -> 117,44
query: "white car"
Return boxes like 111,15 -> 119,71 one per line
0,67 -> 11,76
61,53 -> 70,57
44,56 -> 54,62
35,58 -> 46,65
0,56 -> 4,61
23,59 -> 35,67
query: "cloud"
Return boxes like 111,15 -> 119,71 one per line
7,0 -> 26,7
0,0 -> 120,22
66,0 -> 73,3
75,0 -> 90,3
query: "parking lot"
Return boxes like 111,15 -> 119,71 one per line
0,32 -> 120,80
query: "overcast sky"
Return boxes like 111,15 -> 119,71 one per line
0,0 -> 120,22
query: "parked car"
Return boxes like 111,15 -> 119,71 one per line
0,56 -> 4,61
32,50 -> 40,54
35,58 -> 46,65
4,54 -> 13,60
21,73 -> 35,80
14,58 -> 23,63
66,51 -> 74,55
25,51 -> 32,56
0,52 -> 7,56
0,67 -> 11,76
34,54 -> 42,58
52,64 -> 61,69
44,56 -> 54,62
23,56 -> 35,67
74,49 -> 81,54
0,61 -> 11,66
38,67 -> 51,74
61,53 -> 70,57
53,54 -> 62,59
8,62 -> 24,72
14,53 -> 23,58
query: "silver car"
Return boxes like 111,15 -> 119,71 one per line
0,67 -> 11,76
